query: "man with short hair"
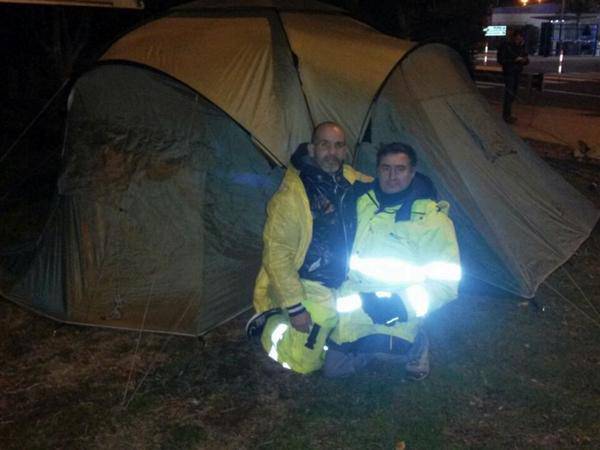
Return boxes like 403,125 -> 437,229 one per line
497,29 -> 529,124
248,122 -> 370,373
324,142 -> 461,378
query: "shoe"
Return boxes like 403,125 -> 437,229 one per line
245,309 -> 280,339
245,312 -> 267,339
503,116 -> 517,124
405,331 -> 430,381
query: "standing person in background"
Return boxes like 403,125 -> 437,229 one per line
497,29 -> 529,124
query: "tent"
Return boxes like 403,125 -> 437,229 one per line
1,0 -> 598,336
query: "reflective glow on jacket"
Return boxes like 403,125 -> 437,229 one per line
331,189 -> 460,344
405,284 -> 429,317
349,255 -> 462,284
336,293 -> 362,313
348,191 -> 460,314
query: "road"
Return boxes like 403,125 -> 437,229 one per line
476,52 -> 600,74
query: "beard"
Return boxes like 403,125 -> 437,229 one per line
319,155 -> 342,173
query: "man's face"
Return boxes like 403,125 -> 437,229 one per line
514,34 -> 524,45
308,124 -> 347,174
377,152 -> 416,194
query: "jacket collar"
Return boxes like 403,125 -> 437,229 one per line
357,172 -> 438,222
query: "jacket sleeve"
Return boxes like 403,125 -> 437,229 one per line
520,47 -> 530,65
417,205 -> 461,314
261,185 -> 307,309
497,42 -> 506,66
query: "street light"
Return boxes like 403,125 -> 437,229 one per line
558,0 -> 565,73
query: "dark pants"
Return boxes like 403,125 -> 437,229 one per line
502,71 -> 521,120
323,334 -> 413,378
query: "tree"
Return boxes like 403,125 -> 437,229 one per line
331,0 -> 494,71
566,0 -> 600,53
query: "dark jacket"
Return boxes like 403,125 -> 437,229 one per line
497,40 -> 529,75
291,144 -> 356,289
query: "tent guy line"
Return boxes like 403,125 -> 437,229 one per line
542,280 -> 600,329
0,79 -> 70,166
560,266 -> 600,321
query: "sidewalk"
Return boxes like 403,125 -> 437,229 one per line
476,74 -> 600,162
508,102 -> 600,161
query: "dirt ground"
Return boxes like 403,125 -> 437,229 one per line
1,86 -> 600,448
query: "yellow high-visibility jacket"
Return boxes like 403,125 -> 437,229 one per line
253,164 -> 371,314
331,189 -> 461,344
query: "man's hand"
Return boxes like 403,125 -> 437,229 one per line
290,310 -> 313,333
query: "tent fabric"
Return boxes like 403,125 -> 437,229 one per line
174,0 -> 343,12
4,64 -> 282,335
102,16 -> 313,163
1,1 -> 598,335
102,6 -> 415,160
280,13 -> 414,149
357,44 -> 599,296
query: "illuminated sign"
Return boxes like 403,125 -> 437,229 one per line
484,25 -> 507,37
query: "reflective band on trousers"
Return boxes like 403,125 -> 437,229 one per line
267,323 -> 291,369
406,284 -> 429,317
337,285 -> 430,317
336,293 -> 362,313
350,255 -> 462,284
375,291 -> 392,298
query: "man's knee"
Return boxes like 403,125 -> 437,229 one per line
260,313 -> 329,374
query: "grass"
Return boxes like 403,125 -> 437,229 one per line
1,249 -> 598,449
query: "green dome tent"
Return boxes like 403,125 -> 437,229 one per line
1,0 -> 598,335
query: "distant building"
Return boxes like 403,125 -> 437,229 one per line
490,2 -> 600,56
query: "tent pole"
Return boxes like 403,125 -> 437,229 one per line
272,8 -> 316,127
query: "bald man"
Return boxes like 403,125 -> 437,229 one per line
248,122 -> 371,373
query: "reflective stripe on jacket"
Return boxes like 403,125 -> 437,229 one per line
253,164 -> 371,313
331,190 -> 460,344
